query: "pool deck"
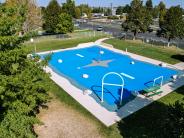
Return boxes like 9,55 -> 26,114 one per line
38,38 -> 184,126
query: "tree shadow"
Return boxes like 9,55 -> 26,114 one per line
117,100 -> 184,137
167,77 -> 184,95
172,85 -> 184,95
117,85 -> 184,138
91,85 -> 118,102
171,54 -> 184,62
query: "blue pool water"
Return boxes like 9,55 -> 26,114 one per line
41,46 -> 178,111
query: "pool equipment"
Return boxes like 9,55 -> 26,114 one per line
102,72 -> 124,105
131,61 -> 135,65
76,54 -> 84,58
58,59 -> 63,63
83,89 -> 92,95
153,76 -> 163,87
100,50 -> 104,54
160,63 -> 167,67
171,75 -> 177,81
83,74 -> 89,79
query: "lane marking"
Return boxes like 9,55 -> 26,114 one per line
121,72 -> 135,80
76,54 -> 84,58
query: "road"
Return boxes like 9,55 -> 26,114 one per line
77,21 -> 184,49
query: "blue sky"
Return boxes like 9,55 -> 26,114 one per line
37,0 -> 183,8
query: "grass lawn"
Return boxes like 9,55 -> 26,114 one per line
25,34 -> 108,52
31,36 -> 183,137
104,38 -> 184,64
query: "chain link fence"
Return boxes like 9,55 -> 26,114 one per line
115,32 -> 184,50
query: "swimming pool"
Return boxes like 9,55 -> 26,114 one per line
41,45 -> 178,111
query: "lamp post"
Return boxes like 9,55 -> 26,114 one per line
30,38 -> 36,53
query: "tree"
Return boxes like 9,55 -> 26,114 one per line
78,4 -> 92,19
122,0 -> 152,39
22,0 -> 42,33
116,6 -> 124,15
0,0 -> 27,36
62,0 -> 76,18
56,13 -> 74,33
123,4 -> 131,13
43,0 -> 61,33
0,48 -> 50,137
6,0 -> 42,33
161,6 -> 184,46
145,0 -> 153,17
145,0 -> 153,10
104,8 -> 112,16
92,7 -> 104,13
75,7 -> 81,19
163,101 -> 184,137
152,6 -> 159,18
0,2 -> 50,137
158,1 -> 167,27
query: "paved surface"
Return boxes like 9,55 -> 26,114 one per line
174,62 -> 184,70
78,21 -> 184,49
37,38 -> 184,126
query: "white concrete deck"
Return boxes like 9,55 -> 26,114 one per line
39,38 -> 184,126
174,62 -> 184,70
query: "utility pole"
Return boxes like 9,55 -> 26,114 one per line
110,3 -> 113,16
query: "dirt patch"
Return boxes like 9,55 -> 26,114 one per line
34,99 -> 104,138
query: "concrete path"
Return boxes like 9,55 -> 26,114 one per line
174,62 -> 184,70
95,37 -> 111,44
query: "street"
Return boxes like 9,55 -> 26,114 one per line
77,20 -> 184,49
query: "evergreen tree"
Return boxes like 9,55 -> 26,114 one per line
62,0 -> 76,18
145,0 -> 153,10
92,7 -> 104,13
152,6 -> 159,18
43,0 -> 61,33
116,6 -> 124,15
158,1 -> 167,27
123,4 -> 131,13
75,7 -> 81,19
0,1 -> 50,137
56,13 -> 74,33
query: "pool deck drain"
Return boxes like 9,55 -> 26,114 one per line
39,40 -> 184,126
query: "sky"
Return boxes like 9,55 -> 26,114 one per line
37,0 -> 184,8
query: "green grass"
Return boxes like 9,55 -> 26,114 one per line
74,29 -> 92,32
29,36 -> 183,137
104,38 -> 184,64
25,35 -> 107,52
118,86 -> 184,137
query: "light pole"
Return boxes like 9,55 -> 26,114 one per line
30,38 -> 36,53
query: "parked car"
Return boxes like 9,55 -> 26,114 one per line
117,32 -> 126,39
74,23 -> 79,27
96,26 -> 103,31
